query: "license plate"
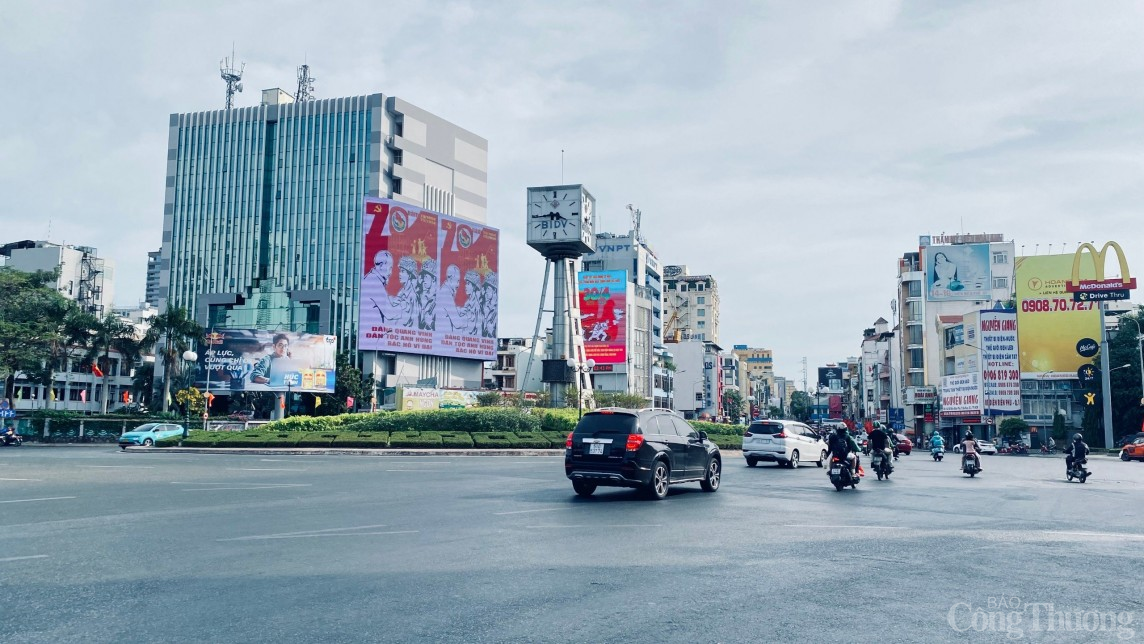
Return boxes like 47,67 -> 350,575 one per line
589,443 -> 605,455
831,468 -> 841,475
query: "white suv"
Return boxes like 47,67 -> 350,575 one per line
742,419 -> 828,468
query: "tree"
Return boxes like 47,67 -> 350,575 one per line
132,362 -> 154,406
83,314 -> 142,414
476,391 -> 502,407
789,391 -> 811,422
1082,307 -> 1144,447
141,305 -> 204,414
999,416 -> 1029,442
175,387 -> 205,423
0,267 -> 68,400
313,353 -> 375,416
768,405 -> 783,419
722,389 -> 746,421
1051,409 -> 1068,443
593,391 -> 649,409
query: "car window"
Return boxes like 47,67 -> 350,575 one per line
575,413 -> 638,435
748,421 -> 784,435
642,416 -> 665,436
670,417 -> 695,438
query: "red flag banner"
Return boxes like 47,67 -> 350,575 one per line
346,396 -> 355,408
92,363 -> 104,378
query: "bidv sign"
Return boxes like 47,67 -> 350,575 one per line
1067,242 -> 1136,302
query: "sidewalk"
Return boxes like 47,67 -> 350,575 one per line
121,446 -> 749,458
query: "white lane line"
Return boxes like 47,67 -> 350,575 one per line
82,465 -> 156,469
218,531 -> 419,542
526,524 -> 663,529
182,484 -> 312,491
0,478 -> 43,481
385,469 -> 441,472
1045,530 -> 1144,540
0,496 -> 77,504
494,508 -> 565,515
265,524 -> 392,537
227,468 -> 308,472
0,555 -> 49,563
783,524 -> 902,530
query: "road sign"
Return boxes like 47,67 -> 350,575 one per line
0,409 -> 15,419
1077,364 -> 1099,385
1074,290 -> 1130,302
1076,338 -> 1099,358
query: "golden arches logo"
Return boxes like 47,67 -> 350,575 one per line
1068,241 -> 1135,291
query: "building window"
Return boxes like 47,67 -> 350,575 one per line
697,309 -> 705,317
992,277 -> 1009,289
993,251 -> 1008,265
907,281 -> 921,298
697,296 -> 705,304
697,321 -> 706,328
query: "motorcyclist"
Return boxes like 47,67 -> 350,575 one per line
930,432 -> 945,453
828,426 -> 863,477
2,424 -> 17,445
868,425 -> 894,469
1065,433 -> 1090,473
961,431 -> 982,471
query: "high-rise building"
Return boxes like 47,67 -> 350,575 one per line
663,265 -> 720,344
145,250 -> 162,307
1,240 -> 115,316
159,89 -> 488,394
732,345 -> 774,416
580,230 -> 665,400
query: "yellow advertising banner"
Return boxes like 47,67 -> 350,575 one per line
1015,254 -> 1101,377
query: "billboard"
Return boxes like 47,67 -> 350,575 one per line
398,387 -> 480,411
1015,255 -> 1100,378
578,270 -> 627,364
818,367 -> 843,391
979,310 -> 1020,414
925,244 -> 992,301
194,330 -> 337,394
359,199 -> 499,361
940,372 -> 982,416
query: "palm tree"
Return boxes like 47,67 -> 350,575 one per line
141,305 -> 203,413
83,314 -> 142,414
55,306 -> 98,410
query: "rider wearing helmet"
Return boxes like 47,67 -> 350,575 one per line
828,426 -> 862,477
961,430 -> 982,470
1066,432 -> 1090,473
869,424 -> 894,465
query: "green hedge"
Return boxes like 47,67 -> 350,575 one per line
224,433 -> 273,448
331,432 -> 390,448
692,420 -> 745,436
263,433 -> 303,447
296,432 -> 340,448
439,432 -> 474,448
156,436 -> 181,447
472,433 -> 516,448
709,434 -> 743,450
389,431 -> 443,448
514,432 -> 560,449
180,431 -> 224,447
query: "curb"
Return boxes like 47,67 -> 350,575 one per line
127,446 -> 568,457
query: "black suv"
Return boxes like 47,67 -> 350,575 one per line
564,408 -> 721,500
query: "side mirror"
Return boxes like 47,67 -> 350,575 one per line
697,431 -> 708,441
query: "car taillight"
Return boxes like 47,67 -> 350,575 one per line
743,430 -> 752,437
774,431 -> 786,438
626,434 -> 644,451
566,432 -> 573,448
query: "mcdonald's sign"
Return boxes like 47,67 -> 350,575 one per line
1066,241 -> 1136,293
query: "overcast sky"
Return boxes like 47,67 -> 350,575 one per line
3,0 -> 1142,384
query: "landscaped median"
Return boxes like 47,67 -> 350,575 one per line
151,407 -> 748,451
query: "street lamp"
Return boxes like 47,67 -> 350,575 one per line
566,358 -> 595,419
180,350 -> 197,439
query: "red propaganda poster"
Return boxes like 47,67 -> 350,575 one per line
359,199 -> 439,353
577,270 -> 627,364
436,217 -> 499,359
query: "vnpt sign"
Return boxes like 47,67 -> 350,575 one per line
1067,241 -> 1135,302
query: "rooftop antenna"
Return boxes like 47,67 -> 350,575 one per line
295,60 -> 316,101
560,149 -> 564,183
626,203 -> 642,242
220,45 -> 245,109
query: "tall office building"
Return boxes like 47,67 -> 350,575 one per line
159,88 -> 488,392
145,250 -> 162,307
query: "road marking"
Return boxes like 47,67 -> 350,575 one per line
494,508 -> 565,515
227,468 -> 308,471
82,465 -> 156,469
218,531 -> 419,541
0,478 -> 42,481
0,496 -> 76,504
0,555 -> 48,563
526,524 -> 663,529
1044,530 -> 1144,541
182,484 -> 312,491
783,524 -> 902,530
385,469 -> 442,472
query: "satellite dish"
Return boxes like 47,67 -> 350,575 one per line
236,83 -> 244,93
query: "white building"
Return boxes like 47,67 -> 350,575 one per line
663,266 -> 720,344
670,339 -> 722,419
1,240 -> 115,317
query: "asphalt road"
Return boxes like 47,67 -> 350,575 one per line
2,447 -> 1143,643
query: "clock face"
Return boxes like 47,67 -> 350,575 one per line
528,188 -> 581,242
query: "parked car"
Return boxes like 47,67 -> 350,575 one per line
894,434 -> 913,455
1116,432 -> 1144,448
977,440 -> 998,455
564,408 -> 721,500
1120,438 -> 1144,462
118,423 -> 186,450
742,419 -> 828,469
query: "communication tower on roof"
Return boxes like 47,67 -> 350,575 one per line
295,63 -> 316,101
220,46 -> 245,109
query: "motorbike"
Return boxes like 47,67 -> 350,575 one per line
1066,458 -> 1089,483
828,455 -> 860,491
870,448 -> 893,480
931,446 -> 944,462
1,433 -> 23,447
1011,443 -> 1028,455
962,453 -> 981,477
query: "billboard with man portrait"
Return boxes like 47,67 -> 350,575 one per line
193,330 -> 337,394
925,244 -> 992,301
359,198 -> 499,361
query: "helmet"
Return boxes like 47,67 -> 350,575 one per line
1074,433 -> 1083,442
965,431 -> 974,439
835,426 -> 847,436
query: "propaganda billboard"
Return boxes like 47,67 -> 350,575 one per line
979,310 -> 1020,414
925,244 -> 992,301
359,199 -> 499,361
578,270 -> 627,364
193,330 -> 337,394
1015,255 -> 1100,378
940,372 -> 982,416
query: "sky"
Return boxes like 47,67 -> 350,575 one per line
3,0 -> 1143,384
